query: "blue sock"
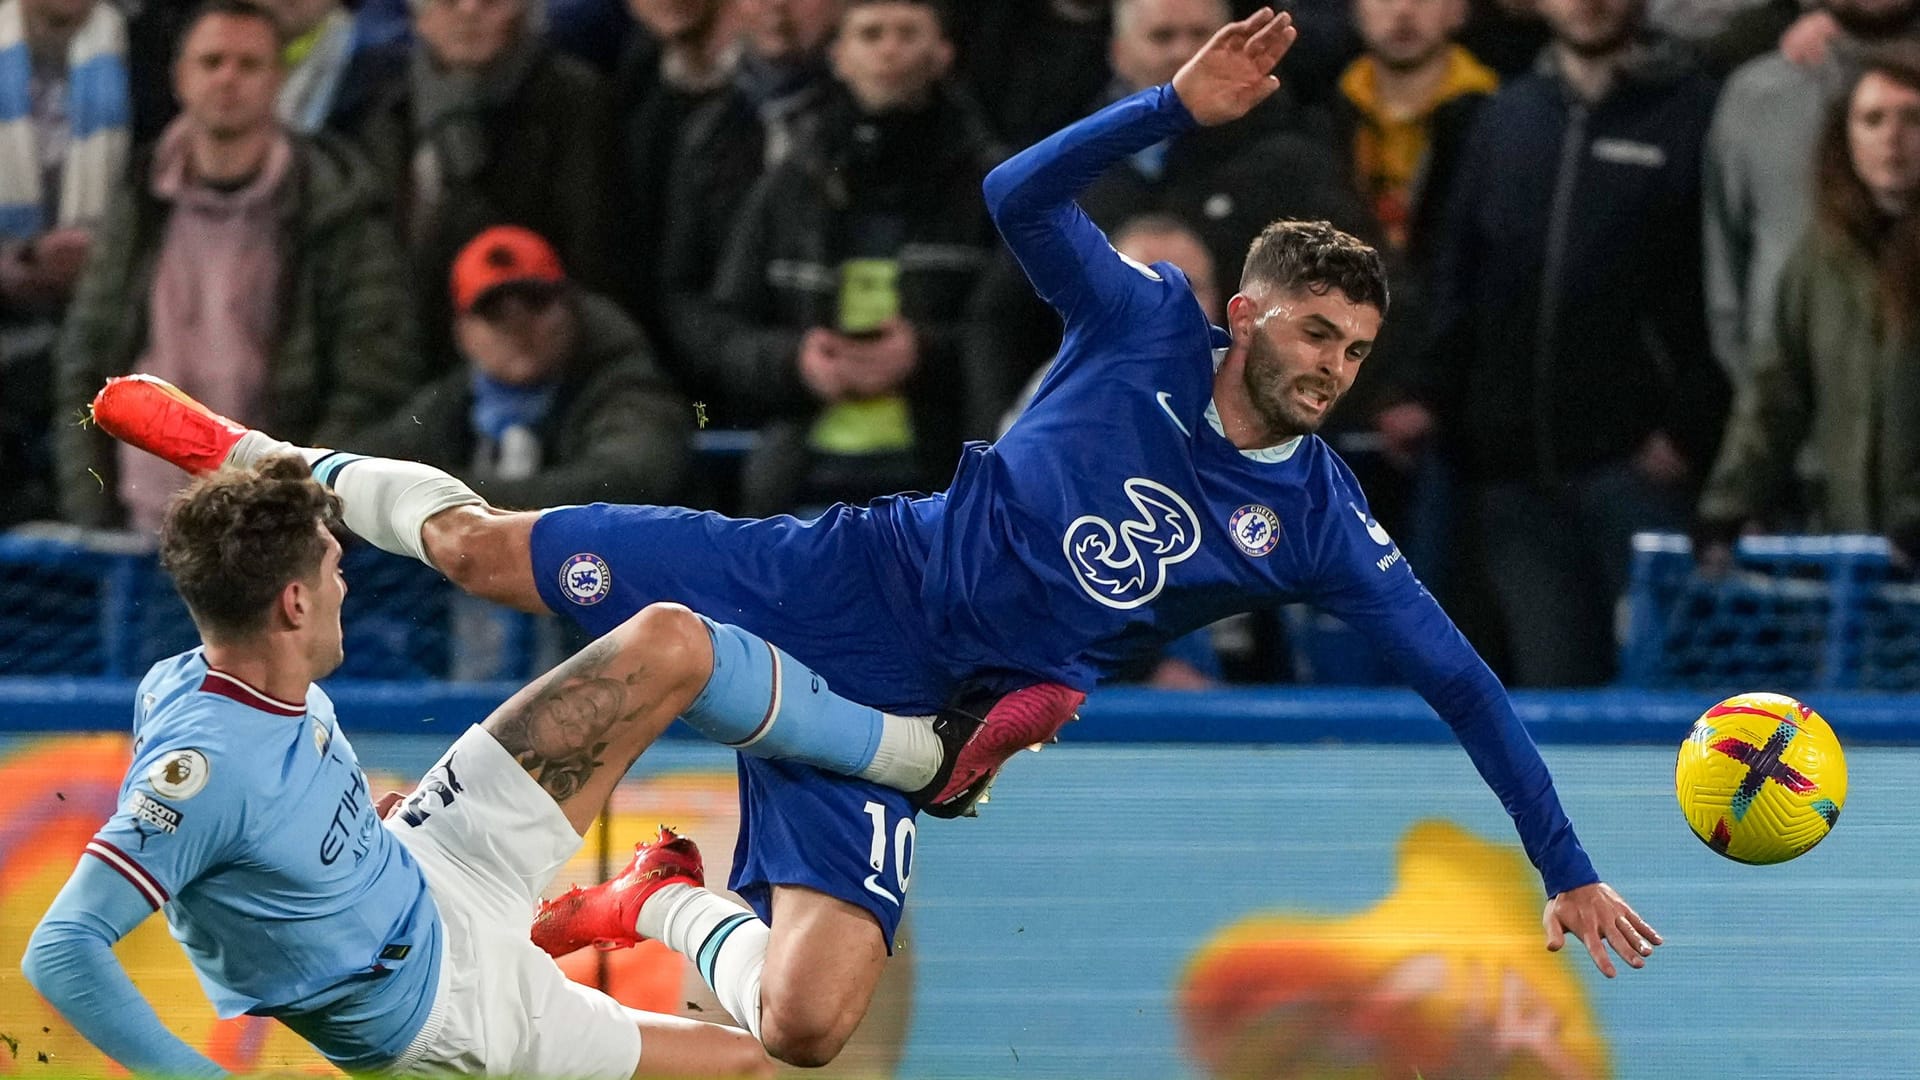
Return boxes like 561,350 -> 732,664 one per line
683,618 -> 883,776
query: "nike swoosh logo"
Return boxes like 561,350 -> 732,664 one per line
1155,392 -> 1191,437
1352,504 -> 1394,546
863,874 -> 900,906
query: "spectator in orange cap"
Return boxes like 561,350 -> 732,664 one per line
356,224 -> 691,512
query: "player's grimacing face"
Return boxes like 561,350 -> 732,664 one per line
1235,286 -> 1379,438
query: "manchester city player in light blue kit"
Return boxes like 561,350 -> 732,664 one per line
90,6 -> 1663,1070
22,459 -> 773,1077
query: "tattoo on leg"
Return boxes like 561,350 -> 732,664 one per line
488,637 -> 653,802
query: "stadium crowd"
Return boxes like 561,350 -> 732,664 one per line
0,0 -> 1916,687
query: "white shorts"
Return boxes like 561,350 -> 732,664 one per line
381,725 -> 644,1078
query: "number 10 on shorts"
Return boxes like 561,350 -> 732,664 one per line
861,801 -> 915,906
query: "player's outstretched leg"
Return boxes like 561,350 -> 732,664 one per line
91,374 -> 551,612
91,375 -> 1080,809
531,835 -> 882,1069
482,605 -> 720,834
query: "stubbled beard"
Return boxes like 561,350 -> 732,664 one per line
1245,335 -> 1339,439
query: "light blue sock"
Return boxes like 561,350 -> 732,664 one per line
684,618 -> 884,776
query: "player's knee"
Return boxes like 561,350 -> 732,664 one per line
758,1020 -> 850,1069
758,986 -> 859,1068
617,603 -> 713,707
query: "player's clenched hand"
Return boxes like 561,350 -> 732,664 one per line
1170,7 -> 1297,127
1543,882 -> 1661,978
376,791 -> 405,820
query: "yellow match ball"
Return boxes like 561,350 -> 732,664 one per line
1675,693 -> 1847,865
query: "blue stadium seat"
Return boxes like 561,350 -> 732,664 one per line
1620,532 -> 1910,690
0,528 -> 492,679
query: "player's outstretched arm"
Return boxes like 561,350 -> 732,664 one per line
1544,882 -> 1662,979
982,8 -> 1294,325
23,858 -> 227,1077
1318,539 -> 1665,977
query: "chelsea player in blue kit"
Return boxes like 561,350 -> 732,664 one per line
23,460 -> 773,1077
89,6 -> 1661,1069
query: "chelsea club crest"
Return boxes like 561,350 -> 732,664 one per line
560,553 -> 612,605
1228,504 -> 1281,558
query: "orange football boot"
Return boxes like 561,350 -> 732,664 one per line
531,826 -> 704,957
90,375 -> 248,475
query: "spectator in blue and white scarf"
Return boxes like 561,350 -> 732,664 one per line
0,0 -> 128,525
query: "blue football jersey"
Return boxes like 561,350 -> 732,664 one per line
896,87 -> 1447,695
873,85 -> 1598,896
86,649 -> 441,1068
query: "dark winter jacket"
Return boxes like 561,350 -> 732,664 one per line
655,65 -> 831,377
354,291 -> 691,508
1076,90 -> 1375,285
681,84 -> 1003,508
1420,42 -> 1729,483
348,43 -> 619,365
55,132 -> 422,526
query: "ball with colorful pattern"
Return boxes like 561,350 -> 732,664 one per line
1675,692 -> 1847,865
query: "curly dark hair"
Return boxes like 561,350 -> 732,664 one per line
1240,219 -> 1390,314
1814,43 -> 1920,335
158,456 -> 342,642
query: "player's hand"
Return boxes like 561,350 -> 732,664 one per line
1170,7 -> 1297,127
376,791 -> 405,820
1543,881 -> 1661,978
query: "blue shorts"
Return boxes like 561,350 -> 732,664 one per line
528,503 -> 943,948
729,757 -> 916,951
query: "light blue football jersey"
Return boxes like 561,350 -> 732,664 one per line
87,649 -> 442,1070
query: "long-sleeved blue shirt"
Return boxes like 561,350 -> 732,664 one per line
873,84 -> 1599,896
